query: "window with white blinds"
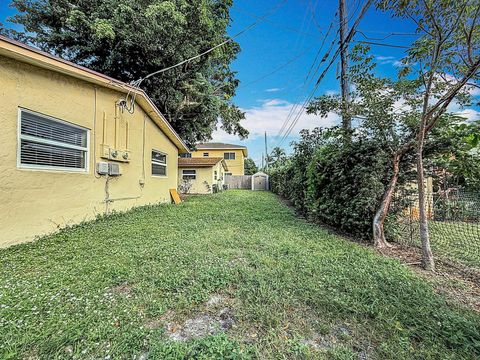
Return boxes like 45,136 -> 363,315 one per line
18,109 -> 89,171
152,150 -> 167,176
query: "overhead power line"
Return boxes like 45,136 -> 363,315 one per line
357,40 -> 410,49
140,0 -> 288,81
234,6 -> 320,38
356,30 -> 418,41
122,0 -> 289,113
278,0 -> 373,146
274,2 -> 331,140
307,0 -> 323,33
275,15 -> 339,140
237,45 -> 317,90
276,21 -> 339,140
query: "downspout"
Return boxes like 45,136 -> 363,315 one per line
102,111 -> 107,145
93,86 -> 101,179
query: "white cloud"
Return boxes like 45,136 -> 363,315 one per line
376,56 -> 396,61
326,90 -> 339,96
211,99 -> 341,142
261,98 -> 289,107
454,109 -> 480,122
436,73 -> 480,97
265,88 -> 283,93
376,55 -> 415,68
210,128 -> 246,143
376,55 -> 397,65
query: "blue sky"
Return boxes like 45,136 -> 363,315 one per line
219,0 -> 416,164
1,1 -> 478,166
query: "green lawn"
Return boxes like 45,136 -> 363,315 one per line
1,191 -> 479,359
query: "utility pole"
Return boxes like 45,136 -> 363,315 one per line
339,0 -> 351,132
264,131 -> 269,171
261,153 -> 265,171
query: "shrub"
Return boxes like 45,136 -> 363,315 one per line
269,128 -> 412,240
305,139 -> 391,239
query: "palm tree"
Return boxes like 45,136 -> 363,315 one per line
268,147 -> 286,168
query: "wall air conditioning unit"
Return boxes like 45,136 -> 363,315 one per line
96,162 -> 109,175
108,163 -> 121,176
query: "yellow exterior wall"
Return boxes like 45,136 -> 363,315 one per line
178,162 -> 226,194
0,55 -> 179,247
190,149 -> 245,175
178,167 -> 213,194
403,177 -> 435,220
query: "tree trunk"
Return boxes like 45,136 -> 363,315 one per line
416,123 -> 435,271
373,152 -> 402,248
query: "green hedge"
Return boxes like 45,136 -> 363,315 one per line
269,130 -> 410,240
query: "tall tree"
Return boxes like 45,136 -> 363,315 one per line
308,35 -> 479,268
427,119 -> 480,192
3,0 -> 248,146
244,158 -> 258,175
373,0 -> 480,270
266,147 -> 286,169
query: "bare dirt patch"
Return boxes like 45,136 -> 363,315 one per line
144,310 -> 175,330
229,256 -> 249,267
377,245 -> 480,312
162,294 -> 236,342
300,323 -> 375,358
110,283 -> 133,297
300,324 -> 351,351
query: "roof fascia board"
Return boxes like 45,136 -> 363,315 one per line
0,36 -> 189,153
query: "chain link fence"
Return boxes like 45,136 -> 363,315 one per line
390,189 -> 480,269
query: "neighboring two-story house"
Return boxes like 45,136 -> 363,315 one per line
189,143 -> 248,176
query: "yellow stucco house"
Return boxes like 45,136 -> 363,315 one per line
189,143 -> 248,176
0,35 -> 189,247
178,157 -> 228,194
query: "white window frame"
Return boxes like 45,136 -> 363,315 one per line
224,152 -> 236,160
182,169 -> 197,180
203,152 -> 209,157
151,149 -> 167,177
17,108 -> 90,173
214,170 -> 218,180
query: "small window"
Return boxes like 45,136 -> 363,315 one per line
224,152 -> 236,160
18,109 -> 89,171
180,153 -> 192,158
203,152 -> 209,157
225,172 -> 232,176
214,170 -> 218,180
152,150 -> 167,176
182,169 -> 196,180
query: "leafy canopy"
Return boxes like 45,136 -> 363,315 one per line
266,147 -> 286,169
4,0 -> 248,146
244,158 -> 258,175
271,43 -> 480,240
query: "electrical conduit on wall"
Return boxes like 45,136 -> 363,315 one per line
93,90 -> 145,213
